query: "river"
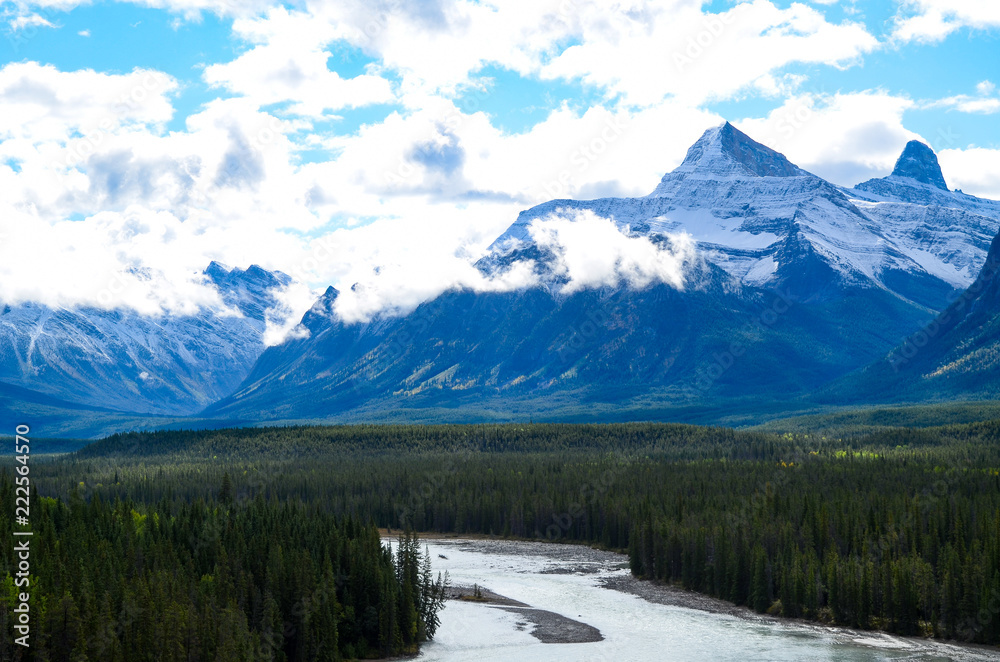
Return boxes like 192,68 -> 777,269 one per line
395,538 -> 1000,662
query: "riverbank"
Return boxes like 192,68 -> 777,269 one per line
391,535 -> 1000,660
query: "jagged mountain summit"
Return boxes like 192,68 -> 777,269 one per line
0,262 -> 290,416
886,140 -> 949,190
488,123 -> 997,309
849,139 -> 1000,216
651,121 -> 808,183
204,123 -> 1000,424
843,140 -> 1000,291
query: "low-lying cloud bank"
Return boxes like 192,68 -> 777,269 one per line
328,210 -> 697,325
528,210 -> 696,294
0,205 -> 698,340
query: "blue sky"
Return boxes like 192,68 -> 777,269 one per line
8,0 -> 998,151
0,0 -> 999,327
7,1 -> 997,135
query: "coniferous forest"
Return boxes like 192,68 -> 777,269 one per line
0,454 -> 447,660
2,421 -> 1000,658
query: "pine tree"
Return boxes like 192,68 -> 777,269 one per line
751,546 -> 770,613
220,472 -> 234,506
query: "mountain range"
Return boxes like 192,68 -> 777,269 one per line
0,262 -> 288,417
6,122 -> 1000,436
204,123 -> 1000,424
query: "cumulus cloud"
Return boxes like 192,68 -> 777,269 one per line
324,210 -> 697,323
197,0 -> 878,111
736,91 -> 920,186
17,0 -> 274,19
939,148 -> 1000,200
203,7 -> 395,117
0,206 -> 228,315
0,65 -> 320,325
310,0 -> 577,99
540,0 -> 877,107
310,202 -> 529,324
261,280 -> 323,345
733,90 -> 1000,199
303,95 -> 719,211
0,62 -> 176,144
926,96 -> 1000,115
0,46 -> 875,332
893,0 -> 1000,42
527,211 -> 696,294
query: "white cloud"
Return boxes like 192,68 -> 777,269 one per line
320,202 -> 532,324
540,0 -> 878,106
77,28 -> 89,36
0,206 -> 229,315
736,90 -> 920,186
0,44 -> 866,330
0,64 -> 319,323
316,0 -> 577,100
735,90 -> 1000,200
923,82 -> 1000,115
0,62 -> 176,144
209,0 -> 877,111
323,209 -> 697,324
9,13 -> 56,30
20,0 -> 273,19
528,211 -> 696,294
261,280 -> 323,345
925,96 -> 1000,115
893,0 -> 1000,42
939,147 -> 1000,200
0,62 -> 189,237
136,0 -> 272,18
203,7 -> 395,117
301,94 -> 719,214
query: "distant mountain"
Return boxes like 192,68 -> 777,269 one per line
0,262 -> 289,416
0,381 -> 166,440
821,227 -> 1000,404
843,140 -> 1000,293
205,123 -> 1000,423
874,139 -> 950,190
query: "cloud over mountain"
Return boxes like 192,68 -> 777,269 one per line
1,0 -> 999,333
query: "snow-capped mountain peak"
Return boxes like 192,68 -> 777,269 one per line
206,122 -> 1000,425
649,122 -> 807,196
842,141 -> 1000,290
890,140 -> 948,190
203,261 -> 291,322
486,121 -> 1000,310
0,262 -> 293,415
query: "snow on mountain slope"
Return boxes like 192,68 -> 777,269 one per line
845,202 -> 997,287
0,262 -> 291,415
487,123 -> 985,309
840,140 -> 1000,290
206,123 -> 1000,424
